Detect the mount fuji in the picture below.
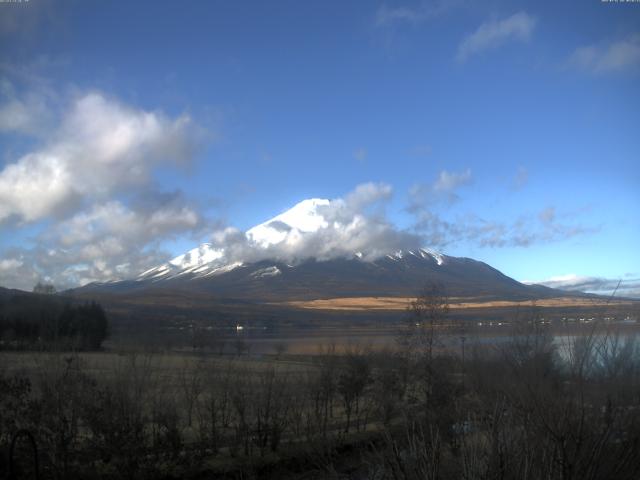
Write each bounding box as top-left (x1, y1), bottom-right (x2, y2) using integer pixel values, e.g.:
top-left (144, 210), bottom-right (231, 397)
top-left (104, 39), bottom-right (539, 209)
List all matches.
top-left (136, 198), bottom-right (336, 282)
top-left (73, 198), bottom-right (562, 304)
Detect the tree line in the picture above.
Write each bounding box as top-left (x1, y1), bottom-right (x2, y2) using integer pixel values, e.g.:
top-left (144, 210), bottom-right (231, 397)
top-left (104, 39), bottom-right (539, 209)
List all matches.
top-left (0, 289), bottom-right (109, 350)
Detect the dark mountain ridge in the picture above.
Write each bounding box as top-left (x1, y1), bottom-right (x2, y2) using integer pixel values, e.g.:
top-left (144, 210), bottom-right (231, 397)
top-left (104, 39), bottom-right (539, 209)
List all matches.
top-left (73, 249), bottom-right (570, 302)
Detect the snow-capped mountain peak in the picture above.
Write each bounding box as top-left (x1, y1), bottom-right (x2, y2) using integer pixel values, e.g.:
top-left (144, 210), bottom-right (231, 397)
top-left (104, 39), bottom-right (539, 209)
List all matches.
top-left (246, 198), bottom-right (330, 248)
top-left (137, 197), bottom-right (445, 282)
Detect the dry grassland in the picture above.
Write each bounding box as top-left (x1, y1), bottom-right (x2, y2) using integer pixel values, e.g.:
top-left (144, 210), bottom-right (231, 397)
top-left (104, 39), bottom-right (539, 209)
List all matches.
top-left (284, 296), bottom-right (635, 311)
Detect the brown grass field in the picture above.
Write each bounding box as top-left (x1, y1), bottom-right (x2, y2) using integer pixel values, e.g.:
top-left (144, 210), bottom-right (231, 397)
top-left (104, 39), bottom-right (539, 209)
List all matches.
top-left (284, 296), bottom-right (637, 311)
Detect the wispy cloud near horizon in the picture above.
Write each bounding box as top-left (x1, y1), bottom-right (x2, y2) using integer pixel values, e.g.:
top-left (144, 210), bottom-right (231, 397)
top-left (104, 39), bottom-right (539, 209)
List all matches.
top-left (523, 273), bottom-right (640, 299)
top-left (408, 169), bottom-right (599, 250)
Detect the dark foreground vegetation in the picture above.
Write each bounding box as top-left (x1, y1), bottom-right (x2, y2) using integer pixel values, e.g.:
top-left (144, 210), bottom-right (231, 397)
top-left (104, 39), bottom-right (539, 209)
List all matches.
top-left (2, 306), bottom-right (640, 479)
top-left (0, 288), bottom-right (109, 351)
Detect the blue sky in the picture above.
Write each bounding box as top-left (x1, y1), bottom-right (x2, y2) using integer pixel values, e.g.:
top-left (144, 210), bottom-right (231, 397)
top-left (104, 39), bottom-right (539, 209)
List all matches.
top-left (0, 0), bottom-right (638, 294)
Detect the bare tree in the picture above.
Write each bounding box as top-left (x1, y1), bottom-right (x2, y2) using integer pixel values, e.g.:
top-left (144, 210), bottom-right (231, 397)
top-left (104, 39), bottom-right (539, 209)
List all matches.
top-left (397, 282), bottom-right (452, 411)
top-left (337, 347), bottom-right (371, 433)
top-left (197, 360), bottom-right (235, 455)
top-left (179, 357), bottom-right (205, 428)
top-left (371, 350), bottom-right (406, 426)
top-left (401, 282), bottom-right (450, 362)
top-left (253, 366), bottom-right (291, 455)
top-left (367, 422), bottom-right (443, 480)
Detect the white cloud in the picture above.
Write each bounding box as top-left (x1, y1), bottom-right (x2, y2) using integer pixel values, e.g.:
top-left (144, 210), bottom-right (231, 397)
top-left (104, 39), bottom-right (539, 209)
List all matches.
top-left (523, 274), bottom-right (640, 299)
top-left (456, 12), bottom-right (536, 62)
top-left (0, 90), bottom-right (52, 135)
top-left (432, 168), bottom-right (472, 194)
top-left (343, 181), bottom-right (393, 213)
top-left (408, 169), bottom-right (597, 250)
top-left (2, 198), bottom-right (206, 289)
top-left (569, 33), bottom-right (640, 73)
top-left (375, 5), bottom-right (425, 27)
top-left (53, 201), bottom-right (200, 250)
top-left (210, 183), bottom-right (422, 265)
top-left (409, 168), bottom-right (473, 208)
top-left (0, 258), bottom-right (23, 271)
top-left (0, 91), bottom-right (199, 223)
top-left (0, 182), bottom-right (417, 289)
top-left (0, 86), bottom-right (211, 290)
top-left (374, 1), bottom-right (461, 27)
top-left (0, 153), bottom-right (73, 221)
top-left (409, 172), bottom-right (597, 250)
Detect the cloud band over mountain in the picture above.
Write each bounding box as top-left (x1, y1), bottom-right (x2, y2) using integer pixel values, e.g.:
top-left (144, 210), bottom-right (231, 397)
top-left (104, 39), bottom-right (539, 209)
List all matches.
top-left (0, 85), bottom-right (607, 291)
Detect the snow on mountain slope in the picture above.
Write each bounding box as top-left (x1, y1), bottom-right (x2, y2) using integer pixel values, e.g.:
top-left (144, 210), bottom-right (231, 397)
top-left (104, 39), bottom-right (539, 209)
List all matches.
top-left (420, 248), bottom-right (444, 265)
top-left (169, 244), bottom-right (224, 268)
top-left (137, 198), bottom-right (444, 282)
top-left (246, 198), bottom-right (330, 247)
